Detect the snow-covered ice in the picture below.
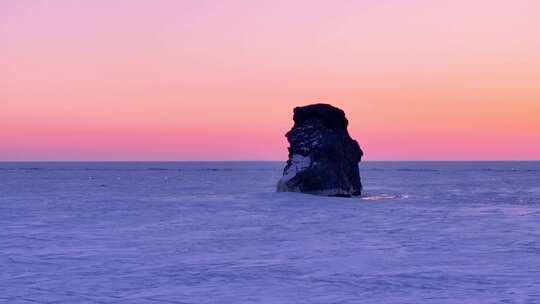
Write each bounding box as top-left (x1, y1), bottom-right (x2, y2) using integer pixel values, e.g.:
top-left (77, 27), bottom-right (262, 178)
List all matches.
top-left (1, 161), bottom-right (540, 303)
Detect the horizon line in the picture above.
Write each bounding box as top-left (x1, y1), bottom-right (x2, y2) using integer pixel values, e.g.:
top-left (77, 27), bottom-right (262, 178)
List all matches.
top-left (1, 160), bottom-right (539, 163)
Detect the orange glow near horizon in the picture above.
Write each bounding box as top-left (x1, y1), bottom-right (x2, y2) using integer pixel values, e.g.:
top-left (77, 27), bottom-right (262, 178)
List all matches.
top-left (1, 0), bottom-right (539, 161)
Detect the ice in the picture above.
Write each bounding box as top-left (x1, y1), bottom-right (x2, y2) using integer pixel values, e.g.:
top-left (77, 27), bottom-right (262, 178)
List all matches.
top-left (361, 194), bottom-right (408, 201)
top-left (1, 161), bottom-right (540, 303)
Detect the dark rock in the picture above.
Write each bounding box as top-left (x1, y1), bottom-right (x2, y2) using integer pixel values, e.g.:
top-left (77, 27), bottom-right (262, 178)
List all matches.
top-left (277, 103), bottom-right (363, 197)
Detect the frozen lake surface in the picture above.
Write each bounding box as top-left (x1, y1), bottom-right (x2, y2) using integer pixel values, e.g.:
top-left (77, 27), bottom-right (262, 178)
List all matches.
top-left (1, 161), bottom-right (540, 303)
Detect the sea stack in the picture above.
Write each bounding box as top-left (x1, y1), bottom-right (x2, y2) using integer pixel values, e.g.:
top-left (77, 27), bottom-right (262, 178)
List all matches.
top-left (277, 103), bottom-right (363, 197)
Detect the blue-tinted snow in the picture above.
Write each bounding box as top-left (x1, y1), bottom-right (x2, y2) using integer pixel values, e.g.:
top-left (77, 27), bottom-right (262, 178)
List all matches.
top-left (1, 161), bottom-right (540, 303)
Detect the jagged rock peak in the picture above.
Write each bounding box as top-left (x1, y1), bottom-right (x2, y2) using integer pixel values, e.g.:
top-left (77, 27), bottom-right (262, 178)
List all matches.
top-left (293, 103), bottom-right (348, 130)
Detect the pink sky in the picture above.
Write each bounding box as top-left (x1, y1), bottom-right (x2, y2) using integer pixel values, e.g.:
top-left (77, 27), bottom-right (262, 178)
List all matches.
top-left (1, 0), bottom-right (539, 160)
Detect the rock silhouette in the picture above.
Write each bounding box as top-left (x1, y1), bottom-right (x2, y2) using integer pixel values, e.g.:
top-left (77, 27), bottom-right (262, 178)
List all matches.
top-left (277, 103), bottom-right (363, 196)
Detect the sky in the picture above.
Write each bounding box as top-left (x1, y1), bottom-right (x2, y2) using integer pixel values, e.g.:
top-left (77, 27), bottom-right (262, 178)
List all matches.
top-left (1, 0), bottom-right (539, 161)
